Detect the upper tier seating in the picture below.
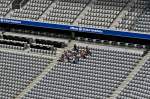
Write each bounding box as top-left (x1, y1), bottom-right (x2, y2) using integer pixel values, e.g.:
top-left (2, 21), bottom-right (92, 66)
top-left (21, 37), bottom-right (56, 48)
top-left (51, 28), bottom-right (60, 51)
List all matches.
top-left (132, 7), bottom-right (150, 33)
top-left (1, 0), bottom-right (150, 34)
top-left (77, 0), bottom-right (130, 29)
top-left (22, 44), bottom-right (143, 99)
top-left (0, 50), bottom-right (52, 99)
top-left (0, 0), bottom-right (12, 17)
top-left (117, 58), bottom-right (150, 99)
top-left (42, 0), bottom-right (89, 25)
top-left (116, 0), bottom-right (149, 32)
top-left (10, 0), bottom-right (53, 21)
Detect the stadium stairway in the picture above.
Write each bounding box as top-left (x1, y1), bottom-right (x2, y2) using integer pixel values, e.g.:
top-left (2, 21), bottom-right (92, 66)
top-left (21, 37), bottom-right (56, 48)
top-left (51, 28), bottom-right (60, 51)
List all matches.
top-left (14, 40), bottom-right (74, 99)
top-left (109, 51), bottom-right (150, 99)
top-left (110, 0), bottom-right (138, 29)
top-left (73, 0), bottom-right (95, 25)
top-left (38, 0), bottom-right (58, 22)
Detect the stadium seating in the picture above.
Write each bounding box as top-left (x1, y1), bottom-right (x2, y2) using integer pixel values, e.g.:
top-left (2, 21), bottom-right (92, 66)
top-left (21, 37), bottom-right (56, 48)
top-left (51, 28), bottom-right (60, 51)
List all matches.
top-left (116, 0), bottom-right (149, 32)
top-left (0, 0), bottom-right (12, 17)
top-left (0, 49), bottom-right (52, 99)
top-left (133, 7), bottom-right (150, 33)
top-left (21, 43), bottom-right (143, 99)
top-left (0, 0), bottom-right (150, 98)
top-left (42, 0), bottom-right (90, 25)
top-left (77, 0), bottom-right (130, 29)
top-left (10, 0), bottom-right (53, 20)
top-left (117, 58), bottom-right (150, 99)
top-left (1, 0), bottom-right (150, 33)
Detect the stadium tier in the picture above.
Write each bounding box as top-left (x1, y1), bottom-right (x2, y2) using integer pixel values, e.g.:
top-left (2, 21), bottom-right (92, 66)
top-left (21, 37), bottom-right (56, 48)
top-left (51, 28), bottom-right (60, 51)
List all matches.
top-left (21, 43), bottom-right (144, 99)
top-left (0, 0), bottom-right (150, 99)
top-left (0, 0), bottom-right (150, 39)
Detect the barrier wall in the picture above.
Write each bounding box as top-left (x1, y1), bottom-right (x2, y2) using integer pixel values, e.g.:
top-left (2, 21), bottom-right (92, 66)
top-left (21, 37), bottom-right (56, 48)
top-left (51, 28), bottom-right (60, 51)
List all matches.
top-left (0, 18), bottom-right (150, 40)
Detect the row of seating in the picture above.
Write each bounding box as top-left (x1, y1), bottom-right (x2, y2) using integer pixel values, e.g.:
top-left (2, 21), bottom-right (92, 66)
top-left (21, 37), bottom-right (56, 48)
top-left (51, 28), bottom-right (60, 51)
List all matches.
top-left (0, 39), bottom-right (27, 50)
top-left (3, 34), bottom-right (31, 43)
top-left (3, 32), bottom-right (68, 48)
top-left (10, 28), bottom-right (69, 39)
top-left (75, 37), bottom-right (146, 49)
top-left (35, 39), bottom-right (66, 48)
top-left (30, 43), bottom-right (57, 55)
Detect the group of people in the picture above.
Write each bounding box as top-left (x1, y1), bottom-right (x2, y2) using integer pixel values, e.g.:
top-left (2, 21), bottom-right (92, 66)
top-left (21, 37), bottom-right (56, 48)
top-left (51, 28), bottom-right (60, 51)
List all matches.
top-left (58, 44), bottom-right (91, 64)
